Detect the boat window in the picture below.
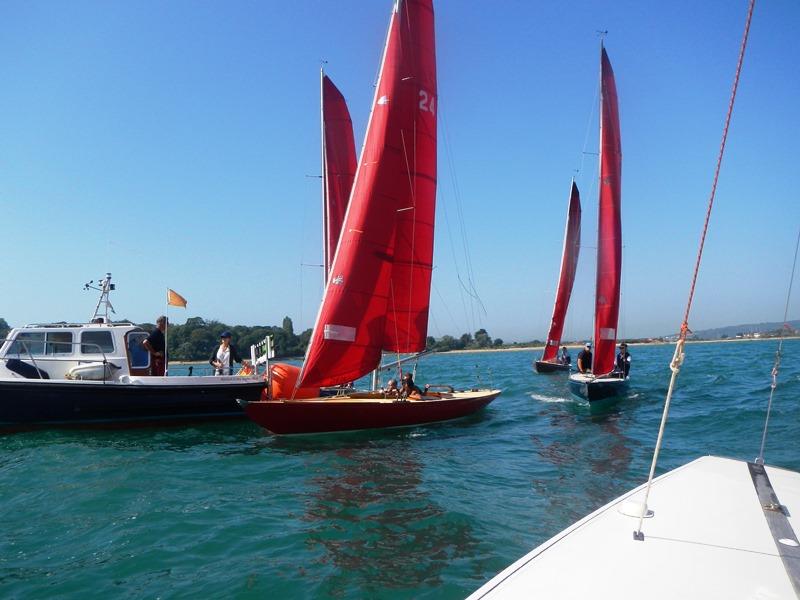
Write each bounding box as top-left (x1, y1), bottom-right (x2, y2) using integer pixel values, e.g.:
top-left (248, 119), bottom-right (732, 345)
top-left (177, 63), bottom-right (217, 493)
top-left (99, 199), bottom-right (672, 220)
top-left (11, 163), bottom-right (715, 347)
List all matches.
top-left (81, 331), bottom-right (114, 354)
top-left (45, 331), bottom-right (73, 355)
top-left (127, 332), bottom-right (150, 368)
top-left (9, 332), bottom-right (45, 356)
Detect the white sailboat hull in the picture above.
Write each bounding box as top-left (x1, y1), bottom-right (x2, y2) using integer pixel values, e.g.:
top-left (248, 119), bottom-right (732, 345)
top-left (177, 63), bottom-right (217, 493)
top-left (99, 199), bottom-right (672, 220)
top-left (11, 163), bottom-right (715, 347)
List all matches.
top-left (469, 455), bottom-right (800, 599)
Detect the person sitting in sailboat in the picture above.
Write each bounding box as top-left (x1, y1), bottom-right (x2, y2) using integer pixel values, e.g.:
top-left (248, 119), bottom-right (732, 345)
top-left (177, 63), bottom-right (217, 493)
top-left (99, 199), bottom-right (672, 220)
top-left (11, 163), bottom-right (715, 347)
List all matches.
top-left (559, 346), bottom-right (571, 365)
top-left (384, 378), bottom-right (399, 398)
top-left (577, 343), bottom-right (592, 374)
top-left (209, 331), bottom-right (246, 376)
top-left (401, 373), bottom-right (424, 400)
top-left (614, 342), bottom-right (631, 378)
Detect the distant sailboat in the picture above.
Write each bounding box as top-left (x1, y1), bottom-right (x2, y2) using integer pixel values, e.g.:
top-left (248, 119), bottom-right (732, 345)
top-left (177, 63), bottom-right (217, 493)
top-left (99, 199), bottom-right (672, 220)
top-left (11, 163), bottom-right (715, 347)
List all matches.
top-left (321, 71), bottom-right (357, 277)
top-left (534, 181), bottom-right (581, 374)
top-left (568, 45), bottom-right (628, 402)
top-left (241, 0), bottom-right (501, 435)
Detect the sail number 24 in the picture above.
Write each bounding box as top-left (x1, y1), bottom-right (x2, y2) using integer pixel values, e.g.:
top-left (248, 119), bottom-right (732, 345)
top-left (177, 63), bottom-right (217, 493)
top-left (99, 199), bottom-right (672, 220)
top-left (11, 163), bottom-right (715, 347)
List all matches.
top-left (419, 90), bottom-right (435, 115)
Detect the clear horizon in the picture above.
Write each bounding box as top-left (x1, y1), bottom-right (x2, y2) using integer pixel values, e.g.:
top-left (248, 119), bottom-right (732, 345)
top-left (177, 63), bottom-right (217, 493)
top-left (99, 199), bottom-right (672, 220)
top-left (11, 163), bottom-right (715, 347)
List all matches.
top-left (1, 0), bottom-right (798, 343)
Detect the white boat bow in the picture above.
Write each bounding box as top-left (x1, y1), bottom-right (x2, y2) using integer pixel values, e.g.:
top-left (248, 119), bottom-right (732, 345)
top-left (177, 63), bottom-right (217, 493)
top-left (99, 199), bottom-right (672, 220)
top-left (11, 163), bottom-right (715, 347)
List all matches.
top-left (469, 455), bottom-right (800, 599)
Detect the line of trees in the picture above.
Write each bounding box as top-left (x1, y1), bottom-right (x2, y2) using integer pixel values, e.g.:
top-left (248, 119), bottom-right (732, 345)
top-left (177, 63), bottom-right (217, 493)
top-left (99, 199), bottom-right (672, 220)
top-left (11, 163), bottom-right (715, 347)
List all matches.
top-left (425, 328), bottom-right (505, 352)
top-left (155, 316), bottom-right (312, 361)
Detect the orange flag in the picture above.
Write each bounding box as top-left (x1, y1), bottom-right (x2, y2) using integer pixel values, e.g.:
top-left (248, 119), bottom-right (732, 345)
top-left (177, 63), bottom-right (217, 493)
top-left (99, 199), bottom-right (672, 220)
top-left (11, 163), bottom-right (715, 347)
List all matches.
top-left (167, 288), bottom-right (188, 308)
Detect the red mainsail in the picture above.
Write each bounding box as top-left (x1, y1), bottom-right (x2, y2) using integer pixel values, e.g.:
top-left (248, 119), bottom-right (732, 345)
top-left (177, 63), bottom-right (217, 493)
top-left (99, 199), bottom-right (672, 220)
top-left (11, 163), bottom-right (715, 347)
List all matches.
top-left (321, 73), bottom-right (357, 277)
top-left (300, 0), bottom-right (437, 388)
top-left (542, 181), bottom-right (581, 362)
top-left (593, 46), bottom-right (623, 376)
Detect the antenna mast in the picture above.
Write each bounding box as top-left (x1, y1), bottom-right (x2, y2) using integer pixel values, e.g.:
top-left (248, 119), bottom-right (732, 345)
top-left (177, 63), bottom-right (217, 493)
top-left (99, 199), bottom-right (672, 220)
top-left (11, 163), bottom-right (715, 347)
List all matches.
top-left (85, 273), bottom-right (116, 323)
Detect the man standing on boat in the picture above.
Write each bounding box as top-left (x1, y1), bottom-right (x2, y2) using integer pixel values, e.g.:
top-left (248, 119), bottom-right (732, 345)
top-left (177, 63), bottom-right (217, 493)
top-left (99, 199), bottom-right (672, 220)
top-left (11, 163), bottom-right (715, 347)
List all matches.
top-left (577, 342), bottom-right (592, 374)
top-left (614, 342), bottom-right (631, 378)
top-left (143, 315), bottom-right (167, 376)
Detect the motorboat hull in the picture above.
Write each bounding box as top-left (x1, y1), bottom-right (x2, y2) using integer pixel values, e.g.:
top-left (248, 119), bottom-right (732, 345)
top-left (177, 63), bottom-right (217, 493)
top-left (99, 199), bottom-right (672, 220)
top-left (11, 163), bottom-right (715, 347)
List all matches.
top-left (568, 373), bottom-right (629, 402)
top-left (533, 360), bottom-right (570, 374)
top-left (241, 389), bottom-right (501, 435)
top-left (0, 378), bottom-right (265, 429)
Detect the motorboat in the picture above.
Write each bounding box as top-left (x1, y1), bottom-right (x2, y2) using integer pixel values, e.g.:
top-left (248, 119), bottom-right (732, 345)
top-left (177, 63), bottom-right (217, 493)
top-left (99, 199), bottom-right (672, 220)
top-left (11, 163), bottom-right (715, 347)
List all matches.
top-left (0, 274), bottom-right (268, 429)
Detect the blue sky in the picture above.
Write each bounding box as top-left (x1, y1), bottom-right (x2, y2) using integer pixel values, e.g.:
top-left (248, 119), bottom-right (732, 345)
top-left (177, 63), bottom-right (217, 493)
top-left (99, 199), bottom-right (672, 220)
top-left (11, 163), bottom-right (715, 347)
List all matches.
top-left (1, 0), bottom-right (798, 342)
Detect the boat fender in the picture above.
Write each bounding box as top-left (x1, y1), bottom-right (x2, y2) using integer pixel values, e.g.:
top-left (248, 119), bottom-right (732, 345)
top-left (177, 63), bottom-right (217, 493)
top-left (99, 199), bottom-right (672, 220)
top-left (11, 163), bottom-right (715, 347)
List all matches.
top-left (65, 361), bottom-right (122, 381)
top-left (268, 363), bottom-right (320, 400)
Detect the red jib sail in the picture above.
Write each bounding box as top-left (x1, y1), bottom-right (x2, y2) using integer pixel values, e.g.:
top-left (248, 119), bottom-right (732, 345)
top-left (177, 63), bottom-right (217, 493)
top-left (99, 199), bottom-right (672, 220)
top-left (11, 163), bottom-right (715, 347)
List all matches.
top-left (542, 181), bottom-right (581, 362)
top-left (300, 0), bottom-right (437, 388)
top-left (321, 73), bottom-right (357, 277)
top-left (593, 46), bottom-right (622, 376)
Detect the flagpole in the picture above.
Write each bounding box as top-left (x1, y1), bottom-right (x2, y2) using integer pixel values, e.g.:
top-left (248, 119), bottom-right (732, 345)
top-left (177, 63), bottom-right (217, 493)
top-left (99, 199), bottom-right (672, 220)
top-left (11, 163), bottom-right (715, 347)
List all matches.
top-left (164, 288), bottom-right (169, 376)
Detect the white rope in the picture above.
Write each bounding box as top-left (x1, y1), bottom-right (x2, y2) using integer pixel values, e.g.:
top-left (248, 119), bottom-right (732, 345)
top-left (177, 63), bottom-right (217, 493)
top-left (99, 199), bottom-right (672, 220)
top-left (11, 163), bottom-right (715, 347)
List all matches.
top-left (633, 0), bottom-right (755, 541)
top-left (634, 337), bottom-right (684, 537)
top-left (756, 225), bottom-right (800, 464)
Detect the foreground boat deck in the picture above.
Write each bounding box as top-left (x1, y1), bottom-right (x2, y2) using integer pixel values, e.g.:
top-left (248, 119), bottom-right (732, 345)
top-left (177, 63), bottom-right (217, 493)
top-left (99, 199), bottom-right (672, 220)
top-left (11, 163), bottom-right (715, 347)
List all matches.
top-left (469, 456), bottom-right (800, 599)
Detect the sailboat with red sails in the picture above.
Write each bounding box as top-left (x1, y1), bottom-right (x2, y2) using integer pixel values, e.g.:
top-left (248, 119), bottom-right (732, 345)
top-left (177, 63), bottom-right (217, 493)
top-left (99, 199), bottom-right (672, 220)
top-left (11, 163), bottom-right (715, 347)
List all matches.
top-left (534, 181), bottom-right (581, 373)
top-left (241, 0), bottom-right (501, 434)
top-left (568, 44), bottom-right (628, 402)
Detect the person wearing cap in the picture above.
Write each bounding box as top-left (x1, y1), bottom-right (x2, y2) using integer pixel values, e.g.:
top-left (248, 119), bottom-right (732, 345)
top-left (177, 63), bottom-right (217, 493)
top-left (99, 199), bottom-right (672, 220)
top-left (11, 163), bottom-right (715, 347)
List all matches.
top-left (614, 342), bottom-right (631, 378)
top-left (577, 342), bottom-right (593, 374)
top-left (209, 331), bottom-right (244, 375)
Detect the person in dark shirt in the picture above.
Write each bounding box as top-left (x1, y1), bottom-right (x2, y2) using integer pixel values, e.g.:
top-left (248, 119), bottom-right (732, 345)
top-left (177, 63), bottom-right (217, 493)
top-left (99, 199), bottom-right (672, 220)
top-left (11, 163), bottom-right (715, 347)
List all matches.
top-left (614, 342), bottom-right (631, 378)
top-left (142, 315), bottom-right (167, 376)
top-left (559, 346), bottom-right (571, 365)
top-left (577, 342), bottom-right (592, 374)
top-left (401, 372), bottom-right (424, 400)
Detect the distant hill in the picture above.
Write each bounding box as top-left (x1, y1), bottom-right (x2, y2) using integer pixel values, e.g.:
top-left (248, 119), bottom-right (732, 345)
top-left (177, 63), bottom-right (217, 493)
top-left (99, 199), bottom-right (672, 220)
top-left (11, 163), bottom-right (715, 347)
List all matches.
top-left (687, 320), bottom-right (800, 340)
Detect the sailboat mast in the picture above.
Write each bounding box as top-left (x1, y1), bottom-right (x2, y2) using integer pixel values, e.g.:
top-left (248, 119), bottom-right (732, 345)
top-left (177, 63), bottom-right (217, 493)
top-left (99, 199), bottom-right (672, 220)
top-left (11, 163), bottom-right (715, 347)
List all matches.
top-left (320, 67), bottom-right (330, 282)
top-left (591, 39), bottom-right (603, 365)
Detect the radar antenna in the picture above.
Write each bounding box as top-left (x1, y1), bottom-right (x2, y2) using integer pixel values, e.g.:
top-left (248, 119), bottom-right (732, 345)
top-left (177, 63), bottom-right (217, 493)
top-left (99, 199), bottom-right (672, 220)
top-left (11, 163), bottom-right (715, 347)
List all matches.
top-left (84, 273), bottom-right (116, 323)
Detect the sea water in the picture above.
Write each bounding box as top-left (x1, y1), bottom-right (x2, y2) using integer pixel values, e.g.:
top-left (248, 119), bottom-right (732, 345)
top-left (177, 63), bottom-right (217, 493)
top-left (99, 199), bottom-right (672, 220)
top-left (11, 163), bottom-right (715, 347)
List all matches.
top-left (1, 339), bottom-right (798, 598)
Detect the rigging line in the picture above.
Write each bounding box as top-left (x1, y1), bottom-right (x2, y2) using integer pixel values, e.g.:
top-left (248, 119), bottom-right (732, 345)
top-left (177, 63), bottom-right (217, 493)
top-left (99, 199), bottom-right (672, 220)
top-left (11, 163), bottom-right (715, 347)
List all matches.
top-left (431, 280), bottom-right (461, 337)
top-left (388, 279), bottom-right (403, 382)
top-left (399, 126), bottom-right (418, 351)
top-left (634, 0), bottom-right (756, 541)
top-left (577, 76), bottom-right (601, 187)
top-left (439, 108), bottom-right (477, 330)
top-left (440, 108), bottom-right (487, 328)
top-left (756, 225), bottom-right (800, 465)
top-left (440, 185), bottom-right (472, 331)
top-left (441, 134), bottom-right (486, 332)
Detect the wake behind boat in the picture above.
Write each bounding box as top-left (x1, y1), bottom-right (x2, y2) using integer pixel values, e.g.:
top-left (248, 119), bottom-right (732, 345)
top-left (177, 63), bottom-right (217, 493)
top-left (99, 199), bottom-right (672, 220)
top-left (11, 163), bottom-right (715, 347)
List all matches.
top-left (0, 274), bottom-right (267, 430)
top-left (241, 0), bottom-right (500, 435)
